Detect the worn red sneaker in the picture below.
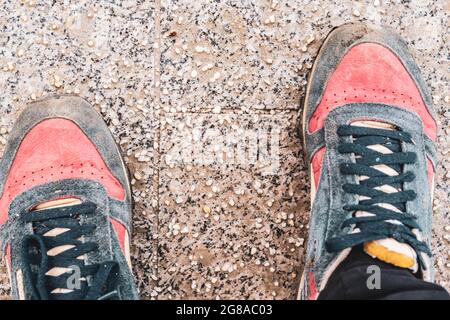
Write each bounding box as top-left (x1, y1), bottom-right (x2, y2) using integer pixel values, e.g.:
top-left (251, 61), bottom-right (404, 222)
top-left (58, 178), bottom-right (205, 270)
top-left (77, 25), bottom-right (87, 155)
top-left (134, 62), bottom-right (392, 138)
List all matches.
top-left (0, 95), bottom-right (138, 299)
top-left (299, 24), bottom-right (437, 299)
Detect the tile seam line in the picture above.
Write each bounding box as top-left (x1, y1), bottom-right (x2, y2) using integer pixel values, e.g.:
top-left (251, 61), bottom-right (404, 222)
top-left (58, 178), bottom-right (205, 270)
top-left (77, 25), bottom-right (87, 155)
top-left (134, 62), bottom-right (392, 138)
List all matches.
top-left (159, 108), bottom-right (301, 115)
top-left (153, 0), bottom-right (162, 300)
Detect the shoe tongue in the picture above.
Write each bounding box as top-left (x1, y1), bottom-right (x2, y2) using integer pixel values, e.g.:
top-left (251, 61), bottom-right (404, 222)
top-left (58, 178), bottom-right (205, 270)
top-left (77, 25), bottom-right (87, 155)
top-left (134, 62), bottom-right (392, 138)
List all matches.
top-left (351, 120), bottom-right (418, 272)
top-left (32, 197), bottom-right (84, 282)
top-left (32, 198), bottom-right (82, 211)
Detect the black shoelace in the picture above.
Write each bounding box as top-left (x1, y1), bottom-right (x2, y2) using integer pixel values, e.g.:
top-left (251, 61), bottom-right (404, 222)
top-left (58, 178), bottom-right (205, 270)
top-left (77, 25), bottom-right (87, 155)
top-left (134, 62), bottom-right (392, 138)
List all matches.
top-left (21, 202), bottom-right (120, 300)
top-left (326, 125), bottom-right (431, 269)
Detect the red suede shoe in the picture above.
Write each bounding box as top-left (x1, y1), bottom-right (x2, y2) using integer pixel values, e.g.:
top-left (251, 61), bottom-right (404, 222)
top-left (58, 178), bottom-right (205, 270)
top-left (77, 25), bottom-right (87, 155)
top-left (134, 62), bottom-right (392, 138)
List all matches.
top-left (0, 95), bottom-right (138, 299)
top-left (299, 24), bottom-right (437, 299)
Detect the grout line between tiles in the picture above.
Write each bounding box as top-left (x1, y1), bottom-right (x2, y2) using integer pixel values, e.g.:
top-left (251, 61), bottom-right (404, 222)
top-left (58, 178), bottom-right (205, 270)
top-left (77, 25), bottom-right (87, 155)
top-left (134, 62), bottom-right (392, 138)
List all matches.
top-left (152, 0), bottom-right (162, 299)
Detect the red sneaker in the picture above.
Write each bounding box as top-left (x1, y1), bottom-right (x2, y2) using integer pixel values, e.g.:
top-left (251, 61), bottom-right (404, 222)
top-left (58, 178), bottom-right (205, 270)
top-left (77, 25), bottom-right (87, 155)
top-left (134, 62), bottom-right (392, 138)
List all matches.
top-left (0, 95), bottom-right (138, 299)
top-left (299, 24), bottom-right (437, 299)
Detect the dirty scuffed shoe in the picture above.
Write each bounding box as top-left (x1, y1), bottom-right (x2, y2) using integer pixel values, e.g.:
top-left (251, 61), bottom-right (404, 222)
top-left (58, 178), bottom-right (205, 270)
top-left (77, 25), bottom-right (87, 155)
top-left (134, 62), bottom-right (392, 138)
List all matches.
top-left (0, 95), bottom-right (138, 300)
top-left (299, 24), bottom-right (437, 299)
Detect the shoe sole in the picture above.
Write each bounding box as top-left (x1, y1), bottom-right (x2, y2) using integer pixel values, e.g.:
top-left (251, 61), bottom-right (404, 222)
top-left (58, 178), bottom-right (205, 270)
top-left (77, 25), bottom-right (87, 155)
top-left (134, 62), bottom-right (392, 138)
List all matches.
top-left (296, 25), bottom-right (340, 300)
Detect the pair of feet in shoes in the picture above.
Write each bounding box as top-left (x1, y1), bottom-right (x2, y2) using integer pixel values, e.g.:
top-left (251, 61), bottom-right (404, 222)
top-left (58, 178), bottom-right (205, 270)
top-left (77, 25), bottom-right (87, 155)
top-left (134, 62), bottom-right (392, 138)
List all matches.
top-left (0, 24), bottom-right (437, 300)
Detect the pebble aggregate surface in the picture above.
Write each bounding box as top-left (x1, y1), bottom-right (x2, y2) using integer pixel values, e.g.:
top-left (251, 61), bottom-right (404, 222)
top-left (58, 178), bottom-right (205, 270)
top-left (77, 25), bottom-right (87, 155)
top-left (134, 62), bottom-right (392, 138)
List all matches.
top-left (0, 0), bottom-right (448, 299)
